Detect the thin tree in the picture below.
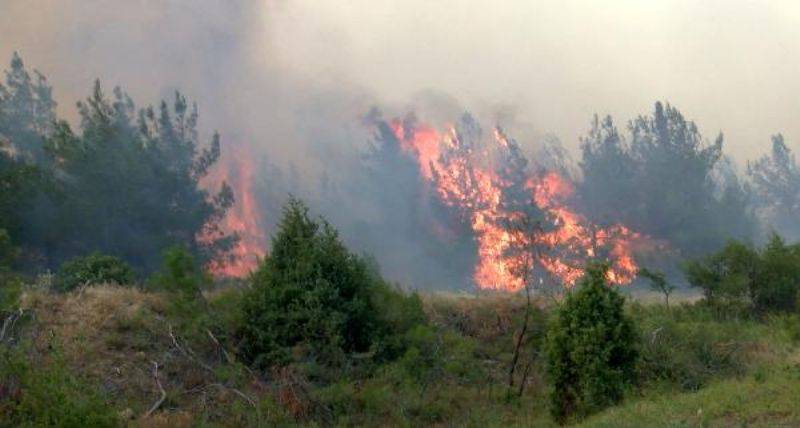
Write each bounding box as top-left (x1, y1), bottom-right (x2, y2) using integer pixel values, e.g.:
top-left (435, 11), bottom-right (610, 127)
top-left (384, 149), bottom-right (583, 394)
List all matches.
top-left (504, 212), bottom-right (548, 400)
top-left (638, 267), bottom-right (675, 308)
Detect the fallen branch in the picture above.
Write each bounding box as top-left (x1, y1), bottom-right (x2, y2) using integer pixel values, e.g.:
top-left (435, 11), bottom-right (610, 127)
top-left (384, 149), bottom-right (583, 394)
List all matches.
top-left (206, 329), bottom-right (234, 365)
top-left (0, 308), bottom-right (23, 342)
top-left (650, 326), bottom-right (664, 344)
top-left (143, 361), bottom-right (166, 419)
top-left (168, 324), bottom-right (264, 411)
top-left (208, 383), bottom-right (256, 408)
top-left (168, 324), bottom-right (185, 355)
top-left (205, 328), bottom-right (263, 385)
top-left (168, 324), bottom-right (213, 373)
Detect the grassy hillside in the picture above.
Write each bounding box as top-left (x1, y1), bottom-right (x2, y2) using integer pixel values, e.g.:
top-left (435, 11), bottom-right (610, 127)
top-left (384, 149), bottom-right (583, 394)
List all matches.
top-left (580, 363), bottom-right (800, 428)
top-left (1, 284), bottom-right (799, 427)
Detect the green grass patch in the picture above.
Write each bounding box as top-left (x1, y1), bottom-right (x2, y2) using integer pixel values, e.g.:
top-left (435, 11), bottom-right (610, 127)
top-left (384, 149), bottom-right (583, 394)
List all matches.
top-left (580, 359), bottom-right (800, 428)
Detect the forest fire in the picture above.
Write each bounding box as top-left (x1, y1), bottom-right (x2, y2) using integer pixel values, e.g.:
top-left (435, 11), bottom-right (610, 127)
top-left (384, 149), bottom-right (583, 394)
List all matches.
top-left (388, 118), bottom-right (641, 291)
top-left (203, 118), bottom-right (641, 287)
top-left (203, 146), bottom-right (267, 277)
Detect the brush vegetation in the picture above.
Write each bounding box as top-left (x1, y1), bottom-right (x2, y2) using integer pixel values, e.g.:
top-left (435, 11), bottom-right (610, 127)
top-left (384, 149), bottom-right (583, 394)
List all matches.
top-left (1, 200), bottom-right (800, 427)
top-left (2, 53), bottom-right (800, 427)
top-left (1, 280), bottom-right (799, 426)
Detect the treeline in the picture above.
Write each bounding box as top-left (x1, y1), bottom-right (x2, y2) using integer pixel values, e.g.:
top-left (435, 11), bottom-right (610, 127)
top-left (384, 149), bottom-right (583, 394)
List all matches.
top-left (0, 53), bottom-right (234, 274)
top-left (4, 50), bottom-right (800, 285)
top-left (343, 104), bottom-right (800, 289)
top-left (578, 102), bottom-right (800, 257)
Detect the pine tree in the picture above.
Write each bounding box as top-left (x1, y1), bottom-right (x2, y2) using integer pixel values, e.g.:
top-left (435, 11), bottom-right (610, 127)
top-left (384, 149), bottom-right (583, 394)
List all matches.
top-left (748, 134), bottom-right (800, 240)
top-left (240, 198), bottom-right (424, 371)
top-left (0, 52), bottom-right (56, 161)
top-left (43, 81), bottom-right (234, 271)
top-left (546, 263), bottom-right (638, 423)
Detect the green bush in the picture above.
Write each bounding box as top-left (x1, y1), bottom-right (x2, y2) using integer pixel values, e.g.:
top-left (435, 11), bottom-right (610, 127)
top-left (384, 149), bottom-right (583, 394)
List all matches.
top-left (368, 276), bottom-right (427, 360)
top-left (0, 229), bottom-right (22, 309)
top-left (0, 229), bottom-right (15, 269)
top-left (634, 304), bottom-right (749, 391)
top-left (148, 246), bottom-right (209, 298)
top-left (239, 198), bottom-right (426, 372)
top-left (545, 263), bottom-right (638, 423)
top-left (684, 234), bottom-right (800, 314)
top-left (0, 344), bottom-right (118, 427)
top-left (55, 252), bottom-right (135, 292)
top-left (147, 246), bottom-right (213, 331)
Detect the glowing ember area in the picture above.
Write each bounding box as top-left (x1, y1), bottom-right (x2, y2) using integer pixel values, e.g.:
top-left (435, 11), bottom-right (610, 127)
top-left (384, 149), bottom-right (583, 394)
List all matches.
top-left (388, 118), bottom-right (642, 291)
top-left (389, 120), bottom-right (441, 179)
top-left (203, 146), bottom-right (267, 277)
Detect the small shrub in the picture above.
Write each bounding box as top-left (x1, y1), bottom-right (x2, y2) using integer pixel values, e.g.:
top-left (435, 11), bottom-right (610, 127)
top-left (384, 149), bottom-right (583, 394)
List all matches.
top-left (0, 344), bottom-right (119, 427)
top-left (369, 279), bottom-right (427, 361)
top-left (684, 234), bottom-right (800, 314)
top-left (55, 252), bottom-right (135, 292)
top-left (0, 229), bottom-right (22, 309)
top-left (0, 229), bottom-right (15, 270)
top-left (397, 325), bottom-right (481, 386)
top-left (148, 246), bottom-right (209, 298)
top-left (240, 198), bottom-right (426, 372)
top-left (767, 313), bottom-right (800, 344)
top-left (0, 277), bottom-right (22, 311)
top-left (636, 313), bottom-right (747, 391)
top-left (148, 246), bottom-right (212, 329)
top-left (545, 263), bottom-right (638, 423)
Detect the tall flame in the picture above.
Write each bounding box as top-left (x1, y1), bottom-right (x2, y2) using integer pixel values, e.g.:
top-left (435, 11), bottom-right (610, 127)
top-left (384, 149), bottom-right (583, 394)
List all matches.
top-left (388, 118), bottom-right (642, 291)
top-left (203, 145), bottom-right (267, 277)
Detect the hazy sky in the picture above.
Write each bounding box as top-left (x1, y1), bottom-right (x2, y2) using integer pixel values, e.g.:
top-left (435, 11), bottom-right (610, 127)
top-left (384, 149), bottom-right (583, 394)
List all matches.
top-left (2, 0), bottom-right (799, 162)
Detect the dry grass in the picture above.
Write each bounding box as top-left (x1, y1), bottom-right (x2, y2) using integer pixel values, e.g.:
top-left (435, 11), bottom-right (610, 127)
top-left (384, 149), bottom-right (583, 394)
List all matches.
top-left (16, 285), bottom-right (258, 425)
top-left (9, 284), bottom-right (797, 427)
top-left (421, 291), bottom-right (548, 341)
top-left (19, 285), bottom-right (168, 420)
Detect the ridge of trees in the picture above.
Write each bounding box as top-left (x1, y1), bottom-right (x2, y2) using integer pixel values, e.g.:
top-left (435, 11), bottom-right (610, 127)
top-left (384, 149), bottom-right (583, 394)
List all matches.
top-left (0, 53), bottom-right (234, 273)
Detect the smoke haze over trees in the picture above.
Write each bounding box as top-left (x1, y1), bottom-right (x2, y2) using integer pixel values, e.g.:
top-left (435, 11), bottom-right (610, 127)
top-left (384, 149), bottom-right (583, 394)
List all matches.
top-left (578, 102), bottom-right (754, 257)
top-left (2, 50), bottom-right (800, 287)
top-left (2, 1), bottom-right (800, 287)
top-left (0, 55), bottom-right (234, 273)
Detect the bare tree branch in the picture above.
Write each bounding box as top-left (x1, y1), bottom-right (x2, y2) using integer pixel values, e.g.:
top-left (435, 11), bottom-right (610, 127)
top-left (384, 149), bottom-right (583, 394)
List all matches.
top-left (143, 361), bottom-right (166, 419)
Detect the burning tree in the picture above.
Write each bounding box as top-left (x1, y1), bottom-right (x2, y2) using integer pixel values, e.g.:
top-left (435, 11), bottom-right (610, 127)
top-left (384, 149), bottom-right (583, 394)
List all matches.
top-left (202, 145), bottom-right (268, 277)
top-left (385, 113), bottom-right (642, 292)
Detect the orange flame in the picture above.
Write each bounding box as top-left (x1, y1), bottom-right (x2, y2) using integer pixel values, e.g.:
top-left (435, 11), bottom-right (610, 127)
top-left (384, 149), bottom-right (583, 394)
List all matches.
top-left (202, 145), bottom-right (267, 277)
top-left (389, 119), bottom-right (642, 291)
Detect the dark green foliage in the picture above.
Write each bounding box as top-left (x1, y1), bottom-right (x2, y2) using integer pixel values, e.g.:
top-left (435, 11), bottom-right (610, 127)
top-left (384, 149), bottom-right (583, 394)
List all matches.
top-left (0, 130), bottom-right (45, 249)
top-left (0, 52), bottom-right (56, 162)
top-left (369, 278), bottom-right (428, 360)
top-left (633, 303), bottom-right (749, 391)
top-left (0, 345), bottom-right (118, 427)
top-left (149, 246), bottom-right (209, 298)
top-left (0, 229), bottom-right (15, 272)
top-left (147, 246), bottom-right (213, 331)
top-left (546, 263), bottom-right (638, 423)
top-left (42, 82), bottom-right (234, 271)
top-left (55, 252), bottom-right (135, 292)
top-left (578, 103), bottom-right (754, 256)
top-left (684, 234), bottom-right (800, 313)
top-left (0, 229), bottom-right (22, 310)
top-left (0, 152), bottom-right (33, 236)
top-left (0, 54), bottom-right (61, 266)
top-left (748, 134), bottom-right (800, 241)
top-left (578, 115), bottom-right (636, 228)
top-left (240, 198), bottom-right (426, 371)
top-left (0, 54), bottom-right (235, 273)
